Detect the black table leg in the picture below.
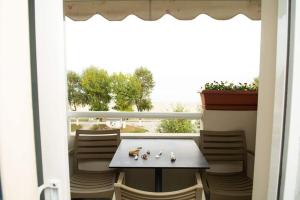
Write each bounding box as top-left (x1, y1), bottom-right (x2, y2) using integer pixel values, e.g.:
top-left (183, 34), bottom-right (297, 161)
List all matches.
top-left (155, 168), bottom-right (162, 192)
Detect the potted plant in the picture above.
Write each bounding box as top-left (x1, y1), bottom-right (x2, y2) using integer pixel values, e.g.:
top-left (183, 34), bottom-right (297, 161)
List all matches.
top-left (199, 80), bottom-right (258, 110)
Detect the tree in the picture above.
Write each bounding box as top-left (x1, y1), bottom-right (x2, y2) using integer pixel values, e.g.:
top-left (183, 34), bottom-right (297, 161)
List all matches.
top-left (111, 73), bottom-right (141, 111)
top-left (133, 67), bottom-right (155, 111)
top-left (157, 105), bottom-right (196, 133)
top-left (81, 66), bottom-right (111, 111)
top-left (67, 71), bottom-right (87, 111)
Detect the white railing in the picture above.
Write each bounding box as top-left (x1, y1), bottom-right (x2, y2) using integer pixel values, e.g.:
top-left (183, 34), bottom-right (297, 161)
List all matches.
top-left (67, 111), bottom-right (202, 119)
top-left (67, 111), bottom-right (203, 133)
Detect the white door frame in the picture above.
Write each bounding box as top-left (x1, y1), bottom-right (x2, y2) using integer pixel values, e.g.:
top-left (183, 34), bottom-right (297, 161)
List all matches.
top-left (31, 0), bottom-right (300, 198)
top-left (34, 0), bottom-right (71, 199)
top-left (278, 0), bottom-right (300, 198)
top-left (252, 0), bottom-right (288, 197)
top-left (252, 0), bottom-right (299, 199)
top-left (1, 0), bottom-right (71, 199)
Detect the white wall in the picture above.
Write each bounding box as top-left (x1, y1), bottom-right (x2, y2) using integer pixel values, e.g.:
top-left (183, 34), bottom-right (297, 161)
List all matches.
top-left (0, 1), bottom-right (39, 200)
top-left (253, 0), bottom-right (289, 199)
top-left (252, 0), bottom-right (277, 195)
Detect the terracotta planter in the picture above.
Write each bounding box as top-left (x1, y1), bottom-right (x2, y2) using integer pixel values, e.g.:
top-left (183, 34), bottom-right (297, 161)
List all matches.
top-left (200, 90), bottom-right (258, 110)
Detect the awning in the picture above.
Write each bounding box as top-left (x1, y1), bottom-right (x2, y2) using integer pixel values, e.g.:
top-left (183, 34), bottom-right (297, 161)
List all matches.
top-left (64, 0), bottom-right (261, 21)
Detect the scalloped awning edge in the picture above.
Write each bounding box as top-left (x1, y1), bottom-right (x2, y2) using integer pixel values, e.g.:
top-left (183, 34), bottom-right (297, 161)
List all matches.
top-left (64, 0), bottom-right (261, 21)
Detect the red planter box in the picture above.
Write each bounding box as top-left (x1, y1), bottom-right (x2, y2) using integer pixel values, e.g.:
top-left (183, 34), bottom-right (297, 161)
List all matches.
top-left (200, 90), bottom-right (258, 110)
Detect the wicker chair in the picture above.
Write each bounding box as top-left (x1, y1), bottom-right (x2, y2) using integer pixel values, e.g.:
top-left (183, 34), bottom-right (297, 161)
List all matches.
top-left (200, 130), bottom-right (253, 200)
top-left (70, 129), bottom-right (120, 199)
top-left (113, 172), bottom-right (203, 200)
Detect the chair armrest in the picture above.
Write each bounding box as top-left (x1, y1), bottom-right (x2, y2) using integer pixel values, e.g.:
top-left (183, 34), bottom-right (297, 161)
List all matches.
top-left (117, 172), bottom-right (125, 184)
top-left (114, 172), bottom-right (125, 200)
top-left (69, 149), bottom-right (74, 156)
top-left (247, 150), bottom-right (255, 156)
top-left (200, 171), bottom-right (210, 199)
top-left (195, 172), bottom-right (203, 187)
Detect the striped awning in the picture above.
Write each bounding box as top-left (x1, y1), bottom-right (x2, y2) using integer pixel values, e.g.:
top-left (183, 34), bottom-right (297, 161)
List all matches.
top-left (64, 0), bottom-right (261, 21)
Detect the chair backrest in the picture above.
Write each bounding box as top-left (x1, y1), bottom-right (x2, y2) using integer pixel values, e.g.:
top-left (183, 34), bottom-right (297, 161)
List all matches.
top-left (73, 129), bottom-right (120, 172)
top-left (114, 172), bottom-right (203, 200)
top-left (200, 130), bottom-right (247, 173)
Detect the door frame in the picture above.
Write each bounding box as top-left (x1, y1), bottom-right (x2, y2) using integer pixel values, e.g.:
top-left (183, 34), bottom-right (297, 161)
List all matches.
top-left (33, 0), bottom-right (71, 199)
top-left (1, 0), bottom-right (299, 199)
top-left (278, 0), bottom-right (300, 198)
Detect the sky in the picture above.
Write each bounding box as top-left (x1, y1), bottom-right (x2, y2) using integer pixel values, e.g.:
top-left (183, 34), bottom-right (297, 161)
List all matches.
top-left (65, 14), bottom-right (261, 104)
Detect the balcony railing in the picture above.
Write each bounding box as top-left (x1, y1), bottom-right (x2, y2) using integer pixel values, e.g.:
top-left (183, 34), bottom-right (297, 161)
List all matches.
top-left (67, 111), bottom-right (203, 133)
top-left (68, 111), bottom-right (202, 119)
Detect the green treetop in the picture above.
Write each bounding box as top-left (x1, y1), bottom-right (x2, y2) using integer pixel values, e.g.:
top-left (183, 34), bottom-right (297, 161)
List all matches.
top-left (81, 66), bottom-right (112, 111)
top-left (67, 71), bottom-right (87, 111)
top-left (111, 72), bottom-right (141, 111)
top-left (133, 67), bottom-right (155, 111)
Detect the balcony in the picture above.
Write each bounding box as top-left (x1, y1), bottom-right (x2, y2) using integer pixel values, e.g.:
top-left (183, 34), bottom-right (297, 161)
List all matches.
top-left (67, 110), bottom-right (256, 197)
top-left (1, 0), bottom-right (299, 198)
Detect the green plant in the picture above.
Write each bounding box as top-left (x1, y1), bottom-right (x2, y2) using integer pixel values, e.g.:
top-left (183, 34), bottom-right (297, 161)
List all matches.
top-left (90, 124), bottom-right (148, 133)
top-left (253, 77), bottom-right (259, 88)
top-left (157, 105), bottom-right (196, 133)
top-left (90, 124), bottom-right (110, 130)
top-left (71, 124), bottom-right (82, 132)
top-left (121, 125), bottom-right (148, 133)
top-left (203, 80), bottom-right (258, 91)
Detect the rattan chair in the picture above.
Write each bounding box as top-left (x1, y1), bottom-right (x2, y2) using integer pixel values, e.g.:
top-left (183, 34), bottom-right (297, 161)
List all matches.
top-left (113, 172), bottom-right (203, 200)
top-left (70, 129), bottom-right (120, 199)
top-left (200, 130), bottom-right (253, 200)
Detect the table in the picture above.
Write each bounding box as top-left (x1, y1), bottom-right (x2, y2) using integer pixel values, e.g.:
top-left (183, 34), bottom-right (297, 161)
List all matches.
top-left (109, 139), bottom-right (209, 192)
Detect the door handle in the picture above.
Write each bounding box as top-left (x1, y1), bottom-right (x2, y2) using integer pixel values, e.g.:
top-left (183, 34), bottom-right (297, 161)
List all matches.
top-left (38, 179), bottom-right (61, 200)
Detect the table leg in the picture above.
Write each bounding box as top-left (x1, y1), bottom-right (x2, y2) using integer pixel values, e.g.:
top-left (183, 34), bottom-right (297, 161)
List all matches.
top-left (155, 168), bottom-right (162, 192)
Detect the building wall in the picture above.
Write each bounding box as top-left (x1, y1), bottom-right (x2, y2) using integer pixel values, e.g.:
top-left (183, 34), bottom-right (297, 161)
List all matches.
top-left (0, 1), bottom-right (39, 200)
top-left (253, 0), bottom-right (289, 199)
